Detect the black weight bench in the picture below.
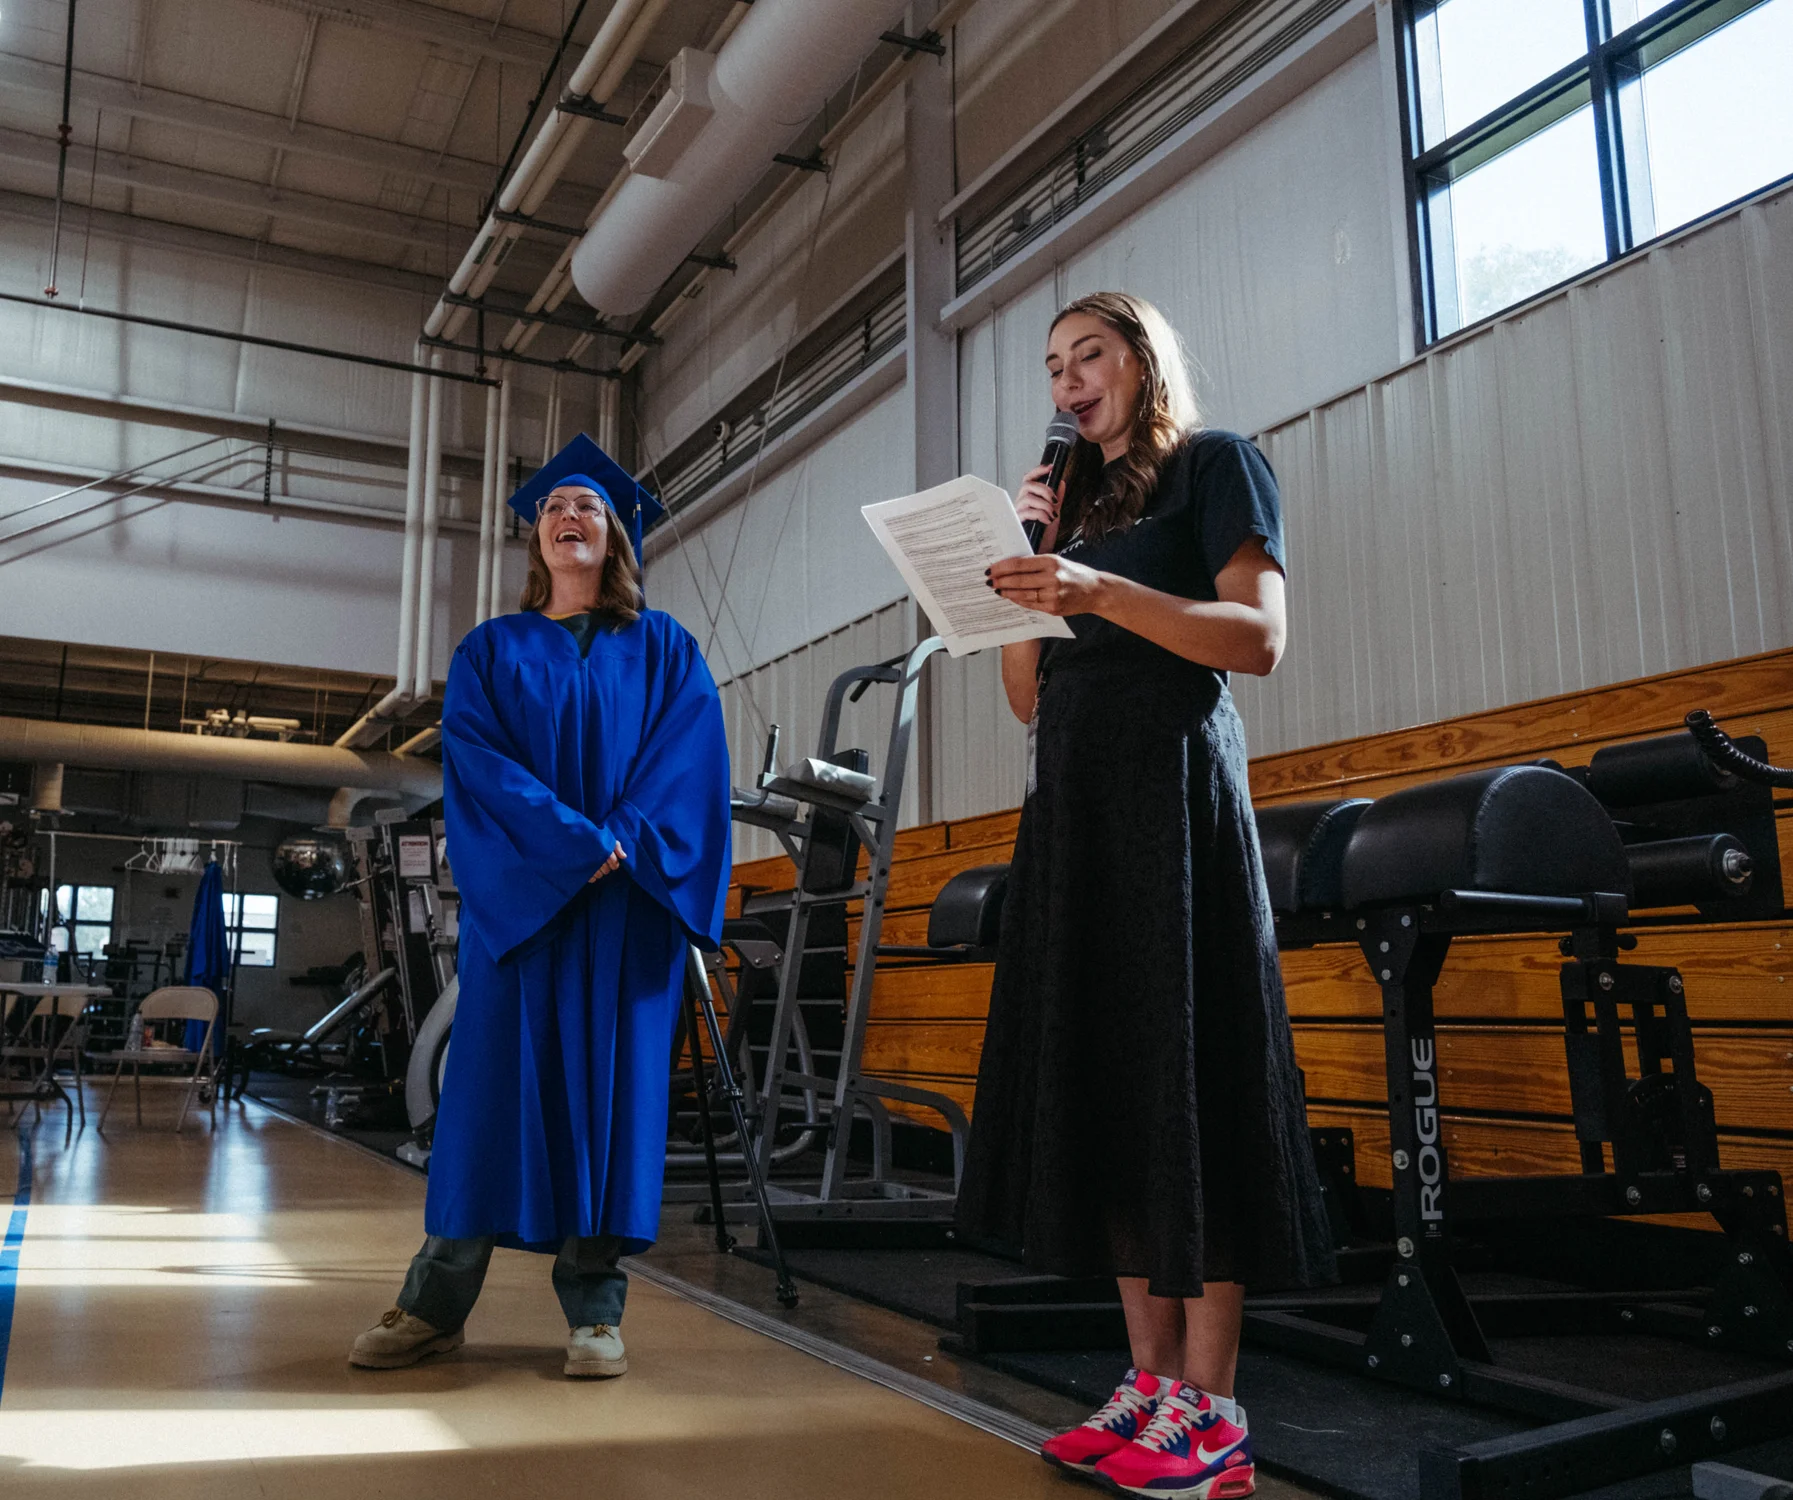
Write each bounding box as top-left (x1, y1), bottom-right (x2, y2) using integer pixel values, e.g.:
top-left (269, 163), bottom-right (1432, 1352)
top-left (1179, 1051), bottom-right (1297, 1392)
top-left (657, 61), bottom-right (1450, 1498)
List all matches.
top-left (1251, 732), bottom-right (1793, 1499)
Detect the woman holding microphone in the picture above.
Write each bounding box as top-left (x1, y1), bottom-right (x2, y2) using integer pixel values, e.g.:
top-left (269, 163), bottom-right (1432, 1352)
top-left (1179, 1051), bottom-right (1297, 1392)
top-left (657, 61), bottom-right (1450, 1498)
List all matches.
top-left (958, 293), bottom-right (1333, 1499)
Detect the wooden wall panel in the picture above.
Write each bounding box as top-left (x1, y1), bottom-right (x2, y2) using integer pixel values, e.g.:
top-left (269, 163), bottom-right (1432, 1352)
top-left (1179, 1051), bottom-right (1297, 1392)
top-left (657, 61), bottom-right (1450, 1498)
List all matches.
top-left (1293, 1024), bottom-right (1793, 1128)
top-left (1283, 922), bottom-right (1793, 1023)
top-left (1306, 1103), bottom-right (1793, 1194)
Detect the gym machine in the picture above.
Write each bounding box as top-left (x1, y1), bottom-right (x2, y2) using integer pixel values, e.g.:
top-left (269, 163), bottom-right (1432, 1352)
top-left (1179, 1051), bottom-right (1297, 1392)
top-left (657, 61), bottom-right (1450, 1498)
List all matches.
top-left (686, 637), bottom-right (1011, 1236)
top-left (304, 813), bottom-right (459, 1142)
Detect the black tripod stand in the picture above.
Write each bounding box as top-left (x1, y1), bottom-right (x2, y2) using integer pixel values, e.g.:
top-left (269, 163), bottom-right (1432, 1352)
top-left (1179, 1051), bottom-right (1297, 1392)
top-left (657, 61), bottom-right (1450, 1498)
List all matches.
top-left (680, 946), bottom-right (798, 1307)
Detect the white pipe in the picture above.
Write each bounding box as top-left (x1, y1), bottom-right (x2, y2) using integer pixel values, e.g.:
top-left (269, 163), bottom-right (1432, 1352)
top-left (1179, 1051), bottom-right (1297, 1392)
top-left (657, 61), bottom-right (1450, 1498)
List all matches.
top-left (393, 355), bottom-right (428, 697)
top-left (413, 349), bottom-right (445, 697)
top-left (570, 0), bottom-right (910, 318)
top-left (476, 377), bottom-right (500, 625)
top-left (334, 356), bottom-right (430, 749)
top-left (490, 376), bottom-right (512, 620)
top-left (494, 0), bottom-right (747, 357)
top-left (597, 376), bottom-right (620, 451)
top-left (0, 717), bottom-right (441, 796)
top-left (427, 0), bottom-right (661, 342)
top-left (543, 371), bottom-right (563, 463)
top-left (397, 725), bottom-right (442, 756)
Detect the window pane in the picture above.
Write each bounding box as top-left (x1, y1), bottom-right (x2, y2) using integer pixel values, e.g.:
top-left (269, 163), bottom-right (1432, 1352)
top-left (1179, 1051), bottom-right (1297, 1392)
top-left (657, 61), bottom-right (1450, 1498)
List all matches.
top-left (240, 894), bottom-right (280, 929)
top-left (1440, 104), bottom-right (1608, 329)
top-left (75, 887), bottom-right (113, 921)
top-left (1628, 0), bottom-right (1793, 236)
top-left (1419, 0), bottom-right (1590, 147)
top-left (235, 932), bottom-right (276, 968)
top-left (55, 885), bottom-right (72, 923)
top-left (74, 924), bottom-right (110, 954)
top-left (48, 928), bottom-right (68, 954)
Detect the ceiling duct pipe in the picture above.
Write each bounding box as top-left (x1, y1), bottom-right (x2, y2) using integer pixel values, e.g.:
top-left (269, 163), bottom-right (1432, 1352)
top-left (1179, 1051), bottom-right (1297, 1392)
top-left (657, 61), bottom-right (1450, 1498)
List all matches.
top-left (493, 3), bottom-right (750, 361)
top-left (0, 717), bottom-right (440, 798)
top-left (421, 0), bottom-right (670, 345)
top-left (30, 761), bottom-right (64, 814)
top-left (569, 0), bottom-right (911, 318)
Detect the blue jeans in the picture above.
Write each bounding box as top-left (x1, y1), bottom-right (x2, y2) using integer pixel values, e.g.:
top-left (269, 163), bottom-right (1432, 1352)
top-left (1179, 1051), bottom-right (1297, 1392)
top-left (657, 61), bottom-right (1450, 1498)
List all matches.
top-left (397, 1234), bottom-right (628, 1332)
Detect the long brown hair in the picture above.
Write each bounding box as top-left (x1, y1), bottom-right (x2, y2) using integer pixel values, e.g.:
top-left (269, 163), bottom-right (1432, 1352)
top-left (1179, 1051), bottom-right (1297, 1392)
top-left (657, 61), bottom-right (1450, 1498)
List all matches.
top-left (518, 502), bottom-right (644, 625)
top-left (1049, 292), bottom-right (1200, 547)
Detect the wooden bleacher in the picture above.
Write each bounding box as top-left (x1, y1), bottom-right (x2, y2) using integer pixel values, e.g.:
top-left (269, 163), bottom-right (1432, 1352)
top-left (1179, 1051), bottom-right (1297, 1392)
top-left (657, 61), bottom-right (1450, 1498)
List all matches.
top-left (724, 647), bottom-right (1793, 1198)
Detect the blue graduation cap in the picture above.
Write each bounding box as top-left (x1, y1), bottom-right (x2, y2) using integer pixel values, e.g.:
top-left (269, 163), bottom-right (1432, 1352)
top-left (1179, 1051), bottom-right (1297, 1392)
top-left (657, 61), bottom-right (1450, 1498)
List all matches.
top-left (507, 432), bottom-right (664, 558)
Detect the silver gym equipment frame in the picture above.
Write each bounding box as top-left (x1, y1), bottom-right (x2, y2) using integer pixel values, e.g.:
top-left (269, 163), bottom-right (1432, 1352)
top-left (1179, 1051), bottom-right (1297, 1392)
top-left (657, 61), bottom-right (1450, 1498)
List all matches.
top-left (742, 636), bottom-right (970, 1225)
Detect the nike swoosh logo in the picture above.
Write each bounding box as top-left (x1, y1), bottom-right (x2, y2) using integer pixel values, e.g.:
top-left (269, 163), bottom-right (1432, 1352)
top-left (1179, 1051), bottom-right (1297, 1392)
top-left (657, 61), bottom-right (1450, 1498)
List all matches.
top-left (1195, 1442), bottom-right (1240, 1465)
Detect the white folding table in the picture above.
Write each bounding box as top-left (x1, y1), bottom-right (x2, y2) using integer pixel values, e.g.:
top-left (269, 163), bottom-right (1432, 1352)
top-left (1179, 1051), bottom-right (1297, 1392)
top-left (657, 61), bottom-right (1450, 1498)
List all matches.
top-left (1, 981), bottom-right (115, 1129)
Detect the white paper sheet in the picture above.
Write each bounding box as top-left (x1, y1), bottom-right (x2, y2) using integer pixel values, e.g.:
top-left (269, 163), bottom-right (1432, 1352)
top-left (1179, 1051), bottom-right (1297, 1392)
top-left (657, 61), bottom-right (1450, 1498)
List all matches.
top-left (862, 476), bottom-right (1075, 658)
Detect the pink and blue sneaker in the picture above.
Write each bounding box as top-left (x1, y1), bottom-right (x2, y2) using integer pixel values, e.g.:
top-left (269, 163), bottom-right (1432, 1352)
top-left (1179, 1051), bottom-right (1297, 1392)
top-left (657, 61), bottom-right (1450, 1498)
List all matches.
top-left (1040, 1368), bottom-right (1166, 1475)
top-left (1094, 1380), bottom-right (1254, 1498)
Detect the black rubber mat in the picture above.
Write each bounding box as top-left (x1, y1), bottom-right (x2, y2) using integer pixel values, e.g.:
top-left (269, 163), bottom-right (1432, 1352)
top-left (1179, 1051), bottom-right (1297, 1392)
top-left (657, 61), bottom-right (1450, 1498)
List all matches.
top-left (736, 1241), bottom-right (1020, 1327)
top-left (729, 1238), bottom-right (1793, 1500)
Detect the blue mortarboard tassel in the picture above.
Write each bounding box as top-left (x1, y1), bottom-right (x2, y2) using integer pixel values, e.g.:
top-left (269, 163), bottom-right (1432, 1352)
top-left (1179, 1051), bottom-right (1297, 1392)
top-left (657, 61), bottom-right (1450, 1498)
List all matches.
top-left (507, 433), bottom-right (662, 560)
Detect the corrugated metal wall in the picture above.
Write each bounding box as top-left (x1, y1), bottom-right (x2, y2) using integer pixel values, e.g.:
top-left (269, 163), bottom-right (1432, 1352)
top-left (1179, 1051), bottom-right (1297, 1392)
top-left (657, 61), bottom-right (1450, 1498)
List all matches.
top-left (647, 383), bottom-right (915, 686)
top-left (718, 598), bottom-right (922, 863)
top-left (0, 218), bottom-right (509, 517)
top-left (1235, 182), bottom-right (1793, 756)
top-left (0, 214), bottom-right (553, 672)
top-left (955, 42), bottom-right (1401, 483)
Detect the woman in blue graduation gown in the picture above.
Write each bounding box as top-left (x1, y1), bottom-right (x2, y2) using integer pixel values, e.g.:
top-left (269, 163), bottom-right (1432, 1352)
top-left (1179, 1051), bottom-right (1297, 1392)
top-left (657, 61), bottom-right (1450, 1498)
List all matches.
top-left (352, 447), bottom-right (731, 1379)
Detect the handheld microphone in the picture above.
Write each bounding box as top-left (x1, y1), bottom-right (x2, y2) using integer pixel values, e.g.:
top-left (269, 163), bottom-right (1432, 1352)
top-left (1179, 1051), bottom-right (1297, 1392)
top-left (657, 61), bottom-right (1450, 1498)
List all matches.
top-left (1024, 409), bottom-right (1082, 552)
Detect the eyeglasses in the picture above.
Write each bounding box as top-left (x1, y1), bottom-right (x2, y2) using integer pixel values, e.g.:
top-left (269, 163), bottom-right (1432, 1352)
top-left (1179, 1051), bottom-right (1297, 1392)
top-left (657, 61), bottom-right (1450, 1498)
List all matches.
top-left (538, 496), bottom-right (607, 522)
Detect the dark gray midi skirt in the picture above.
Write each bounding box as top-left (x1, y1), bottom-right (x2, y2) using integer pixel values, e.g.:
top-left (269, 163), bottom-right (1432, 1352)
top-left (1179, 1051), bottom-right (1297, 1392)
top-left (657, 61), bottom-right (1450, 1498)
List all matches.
top-left (956, 656), bottom-right (1336, 1298)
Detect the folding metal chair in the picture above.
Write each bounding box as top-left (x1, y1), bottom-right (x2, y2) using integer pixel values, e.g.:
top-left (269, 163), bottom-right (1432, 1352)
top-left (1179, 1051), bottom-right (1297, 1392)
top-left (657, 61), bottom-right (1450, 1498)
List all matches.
top-left (99, 986), bottom-right (219, 1132)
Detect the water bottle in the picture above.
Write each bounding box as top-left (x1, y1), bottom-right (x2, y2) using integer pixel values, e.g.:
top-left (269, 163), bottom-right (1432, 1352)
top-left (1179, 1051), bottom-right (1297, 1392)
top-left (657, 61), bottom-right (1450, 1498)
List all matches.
top-left (126, 1010), bottom-right (145, 1053)
top-left (41, 949), bottom-right (57, 984)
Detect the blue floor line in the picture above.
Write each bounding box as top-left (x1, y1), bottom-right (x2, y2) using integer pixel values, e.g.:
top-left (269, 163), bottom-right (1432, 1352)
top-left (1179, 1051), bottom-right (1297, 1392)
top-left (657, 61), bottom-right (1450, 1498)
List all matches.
top-left (0, 1124), bottom-right (35, 1403)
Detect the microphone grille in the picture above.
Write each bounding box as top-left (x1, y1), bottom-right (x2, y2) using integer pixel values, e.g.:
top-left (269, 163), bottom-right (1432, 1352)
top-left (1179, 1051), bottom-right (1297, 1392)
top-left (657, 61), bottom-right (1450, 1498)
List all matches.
top-left (1045, 409), bottom-right (1081, 446)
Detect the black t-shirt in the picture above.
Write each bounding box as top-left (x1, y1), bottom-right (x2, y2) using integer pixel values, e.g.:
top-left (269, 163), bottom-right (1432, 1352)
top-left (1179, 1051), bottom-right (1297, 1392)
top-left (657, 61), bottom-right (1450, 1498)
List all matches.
top-left (546, 610), bottom-right (606, 656)
top-left (1040, 428), bottom-right (1285, 678)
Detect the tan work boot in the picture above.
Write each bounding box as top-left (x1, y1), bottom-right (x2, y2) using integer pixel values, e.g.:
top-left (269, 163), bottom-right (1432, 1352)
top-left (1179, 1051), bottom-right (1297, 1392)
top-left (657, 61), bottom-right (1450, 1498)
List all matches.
top-left (350, 1307), bottom-right (464, 1369)
top-left (565, 1322), bottom-right (627, 1378)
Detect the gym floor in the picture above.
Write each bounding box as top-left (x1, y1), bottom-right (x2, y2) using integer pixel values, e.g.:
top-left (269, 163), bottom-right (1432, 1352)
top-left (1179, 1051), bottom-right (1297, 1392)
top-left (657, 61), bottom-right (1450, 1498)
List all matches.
top-left (0, 1091), bottom-right (1318, 1499)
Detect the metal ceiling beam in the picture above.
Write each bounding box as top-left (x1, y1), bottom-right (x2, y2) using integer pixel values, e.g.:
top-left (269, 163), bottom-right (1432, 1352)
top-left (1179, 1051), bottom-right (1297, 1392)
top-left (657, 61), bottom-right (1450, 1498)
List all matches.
top-left (250, 0), bottom-right (557, 67)
top-left (0, 188), bottom-right (445, 294)
top-left (0, 51), bottom-right (495, 192)
top-left (2, 127), bottom-right (463, 244)
top-left (0, 373), bottom-right (486, 482)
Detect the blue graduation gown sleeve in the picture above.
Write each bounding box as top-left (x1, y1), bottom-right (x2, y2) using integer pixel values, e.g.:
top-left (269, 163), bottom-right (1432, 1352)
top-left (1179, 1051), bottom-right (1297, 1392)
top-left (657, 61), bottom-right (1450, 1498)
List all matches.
top-left (602, 627), bottom-right (732, 950)
top-left (442, 635), bottom-right (618, 962)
